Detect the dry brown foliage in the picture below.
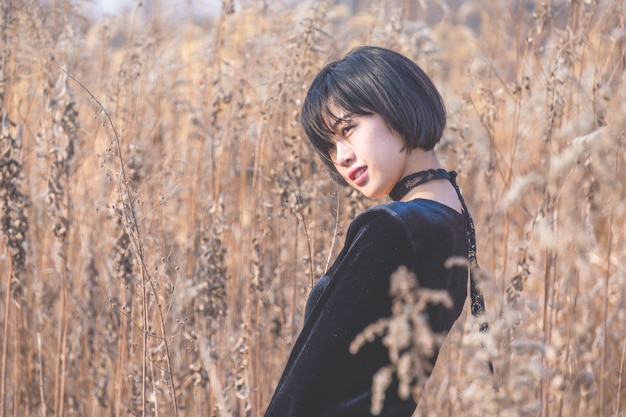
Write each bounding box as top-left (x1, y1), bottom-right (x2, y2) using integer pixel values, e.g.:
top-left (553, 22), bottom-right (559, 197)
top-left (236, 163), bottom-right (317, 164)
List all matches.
top-left (0, 0), bottom-right (624, 416)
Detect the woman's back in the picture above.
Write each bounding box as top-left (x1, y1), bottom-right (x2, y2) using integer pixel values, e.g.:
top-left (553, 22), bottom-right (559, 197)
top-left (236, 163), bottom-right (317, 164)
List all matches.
top-left (265, 199), bottom-right (469, 417)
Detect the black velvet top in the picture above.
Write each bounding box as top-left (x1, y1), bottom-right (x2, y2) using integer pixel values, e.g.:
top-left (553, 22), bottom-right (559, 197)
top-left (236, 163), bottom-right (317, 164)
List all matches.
top-left (264, 198), bottom-right (470, 417)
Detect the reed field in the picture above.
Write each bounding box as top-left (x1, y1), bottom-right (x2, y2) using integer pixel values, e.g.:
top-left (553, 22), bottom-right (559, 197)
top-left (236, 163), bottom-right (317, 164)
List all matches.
top-left (0, 0), bottom-right (624, 416)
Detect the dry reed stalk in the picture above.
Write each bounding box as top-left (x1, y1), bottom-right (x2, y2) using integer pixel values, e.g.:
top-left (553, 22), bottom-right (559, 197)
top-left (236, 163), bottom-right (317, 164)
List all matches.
top-left (350, 266), bottom-right (453, 414)
top-left (600, 140), bottom-right (621, 416)
top-left (0, 13), bottom-right (23, 416)
top-left (181, 0), bottom-right (233, 282)
top-left (417, 1), bottom-right (625, 416)
top-left (62, 68), bottom-right (180, 416)
top-left (0, 256), bottom-right (10, 417)
top-left (0, 110), bottom-right (28, 417)
top-left (617, 342), bottom-right (626, 416)
top-left (41, 67), bottom-right (79, 417)
top-left (599, 205), bottom-right (613, 417)
top-left (36, 333), bottom-right (46, 417)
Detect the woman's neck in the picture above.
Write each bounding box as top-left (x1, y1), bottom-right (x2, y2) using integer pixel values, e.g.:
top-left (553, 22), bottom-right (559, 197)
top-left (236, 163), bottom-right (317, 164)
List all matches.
top-left (400, 149), bottom-right (442, 178)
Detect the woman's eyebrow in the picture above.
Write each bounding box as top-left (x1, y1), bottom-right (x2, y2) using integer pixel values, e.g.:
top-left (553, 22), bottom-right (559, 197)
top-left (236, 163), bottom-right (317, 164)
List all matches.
top-left (330, 113), bottom-right (354, 130)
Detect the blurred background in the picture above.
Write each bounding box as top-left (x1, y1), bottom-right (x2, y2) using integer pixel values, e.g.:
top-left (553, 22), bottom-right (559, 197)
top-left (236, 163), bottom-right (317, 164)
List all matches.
top-left (0, 0), bottom-right (624, 416)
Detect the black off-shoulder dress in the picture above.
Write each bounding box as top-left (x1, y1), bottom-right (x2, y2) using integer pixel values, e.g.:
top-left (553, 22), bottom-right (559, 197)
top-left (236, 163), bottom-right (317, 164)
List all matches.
top-left (264, 197), bottom-right (470, 417)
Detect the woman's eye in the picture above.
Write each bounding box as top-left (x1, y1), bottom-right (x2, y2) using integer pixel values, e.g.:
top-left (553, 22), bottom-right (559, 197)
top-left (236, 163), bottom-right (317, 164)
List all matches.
top-left (341, 125), bottom-right (353, 136)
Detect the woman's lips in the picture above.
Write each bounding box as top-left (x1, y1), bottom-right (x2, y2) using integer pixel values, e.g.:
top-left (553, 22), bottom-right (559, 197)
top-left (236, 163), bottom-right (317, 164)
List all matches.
top-left (350, 167), bottom-right (368, 186)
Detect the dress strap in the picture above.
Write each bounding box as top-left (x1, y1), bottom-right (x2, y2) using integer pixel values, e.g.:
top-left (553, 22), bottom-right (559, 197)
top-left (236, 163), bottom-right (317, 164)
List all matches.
top-left (446, 172), bottom-right (487, 328)
top-left (446, 172), bottom-right (494, 376)
top-left (389, 169), bottom-right (488, 327)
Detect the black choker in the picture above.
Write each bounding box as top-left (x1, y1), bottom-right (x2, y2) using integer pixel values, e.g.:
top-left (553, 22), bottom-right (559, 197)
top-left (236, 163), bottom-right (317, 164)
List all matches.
top-left (388, 168), bottom-right (451, 201)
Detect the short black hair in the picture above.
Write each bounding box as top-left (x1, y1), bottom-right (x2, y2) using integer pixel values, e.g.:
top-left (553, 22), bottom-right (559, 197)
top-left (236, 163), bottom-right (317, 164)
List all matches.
top-left (301, 46), bottom-right (447, 184)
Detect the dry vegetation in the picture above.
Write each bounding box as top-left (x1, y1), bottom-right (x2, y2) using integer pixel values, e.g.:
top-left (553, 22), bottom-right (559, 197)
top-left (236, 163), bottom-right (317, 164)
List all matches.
top-left (0, 0), bottom-right (624, 416)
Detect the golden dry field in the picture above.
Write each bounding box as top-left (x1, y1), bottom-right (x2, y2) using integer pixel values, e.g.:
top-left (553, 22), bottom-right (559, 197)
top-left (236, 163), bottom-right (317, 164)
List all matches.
top-left (0, 0), bottom-right (624, 416)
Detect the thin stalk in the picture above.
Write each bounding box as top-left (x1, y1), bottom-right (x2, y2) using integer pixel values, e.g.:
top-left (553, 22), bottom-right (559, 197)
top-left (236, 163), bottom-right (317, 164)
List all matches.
top-left (253, 292), bottom-right (262, 413)
top-left (0, 255), bottom-right (11, 417)
top-left (602, 130), bottom-right (622, 417)
top-left (600, 205), bottom-right (615, 416)
top-left (616, 342), bottom-right (626, 417)
top-left (114, 296), bottom-right (129, 417)
top-left (62, 69), bottom-right (180, 417)
top-left (141, 264), bottom-right (148, 417)
top-left (324, 186), bottom-right (341, 273)
top-left (495, 18), bottom-right (530, 291)
top-left (541, 246), bottom-right (557, 417)
top-left (55, 174), bottom-right (72, 417)
top-left (147, 330), bottom-right (160, 417)
top-left (252, 107), bottom-right (273, 200)
top-left (11, 317), bottom-right (15, 417)
top-left (292, 223), bottom-right (298, 338)
top-left (52, 250), bottom-right (68, 417)
top-left (37, 333), bottom-right (47, 417)
top-left (561, 268), bottom-right (581, 414)
top-left (295, 195), bottom-right (314, 287)
top-left (599, 210), bottom-right (612, 417)
top-left (208, 3), bottom-right (229, 200)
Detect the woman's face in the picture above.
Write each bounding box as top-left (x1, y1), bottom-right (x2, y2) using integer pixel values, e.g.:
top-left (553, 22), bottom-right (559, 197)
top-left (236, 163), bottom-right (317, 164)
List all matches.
top-left (328, 112), bottom-right (412, 199)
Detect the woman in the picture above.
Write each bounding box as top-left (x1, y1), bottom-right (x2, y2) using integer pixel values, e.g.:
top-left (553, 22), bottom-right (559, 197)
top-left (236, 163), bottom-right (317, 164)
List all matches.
top-left (264, 46), bottom-right (486, 417)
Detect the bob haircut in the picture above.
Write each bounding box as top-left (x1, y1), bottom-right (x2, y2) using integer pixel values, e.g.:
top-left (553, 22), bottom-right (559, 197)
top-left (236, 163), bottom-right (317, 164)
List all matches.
top-left (301, 46), bottom-right (447, 185)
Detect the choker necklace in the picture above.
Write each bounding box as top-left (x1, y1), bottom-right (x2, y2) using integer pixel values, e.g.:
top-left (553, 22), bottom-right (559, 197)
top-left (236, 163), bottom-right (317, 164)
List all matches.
top-left (388, 168), bottom-right (450, 201)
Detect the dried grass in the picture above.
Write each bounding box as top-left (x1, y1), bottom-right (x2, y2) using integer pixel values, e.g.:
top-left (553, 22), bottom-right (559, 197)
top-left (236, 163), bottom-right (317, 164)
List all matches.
top-left (0, 0), bottom-right (624, 416)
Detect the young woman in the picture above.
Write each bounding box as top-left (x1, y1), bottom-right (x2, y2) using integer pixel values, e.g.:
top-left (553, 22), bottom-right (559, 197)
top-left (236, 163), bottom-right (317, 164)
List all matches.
top-left (264, 46), bottom-right (486, 417)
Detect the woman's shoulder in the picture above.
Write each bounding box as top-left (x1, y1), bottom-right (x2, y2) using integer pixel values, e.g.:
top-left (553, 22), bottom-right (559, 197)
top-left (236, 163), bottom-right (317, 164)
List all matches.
top-left (344, 201), bottom-right (420, 241)
top-left (340, 204), bottom-right (412, 247)
top-left (355, 198), bottom-right (463, 225)
top-left (347, 199), bottom-right (465, 244)
top-left (349, 202), bottom-right (408, 230)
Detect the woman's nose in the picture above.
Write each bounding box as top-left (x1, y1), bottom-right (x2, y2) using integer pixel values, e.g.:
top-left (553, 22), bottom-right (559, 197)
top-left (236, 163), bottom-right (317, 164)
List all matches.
top-left (335, 141), bottom-right (355, 166)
